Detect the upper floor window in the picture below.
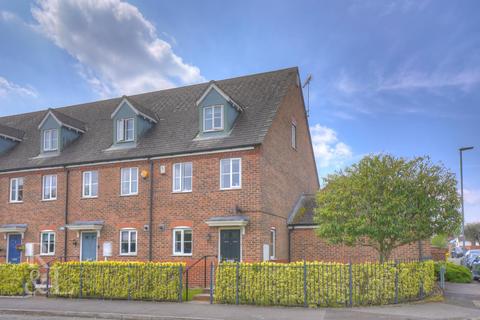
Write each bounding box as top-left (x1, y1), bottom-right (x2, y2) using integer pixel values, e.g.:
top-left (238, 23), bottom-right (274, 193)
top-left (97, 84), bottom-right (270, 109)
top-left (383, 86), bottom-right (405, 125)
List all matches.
top-left (173, 227), bottom-right (192, 256)
top-left (120, 229), bottom-right (137, 255)
top-left (220, 158), bottom-right (241, 190)
top-left (291, 123), bottom-right (297, 149)
top-left (270, 228), bottom-right (276, 260)
top-left (173, 162), bottom-right (192, 193)
top-left (203, 105), bottom-right (223, 132)
top-left (83, 171), bottom-right (98, 198)
top-left (10, 178), bottom-right (24, 203)
top-left (117, 118), bottom-right (135, 142)
top-left (42, 175), bottom-right (57, 201)
top-left (43, 129), bottom-right (58, 151)
top-left (40, 231), bottom-right (55, 255)
top-left (121, 167), bottom-right (138, 196)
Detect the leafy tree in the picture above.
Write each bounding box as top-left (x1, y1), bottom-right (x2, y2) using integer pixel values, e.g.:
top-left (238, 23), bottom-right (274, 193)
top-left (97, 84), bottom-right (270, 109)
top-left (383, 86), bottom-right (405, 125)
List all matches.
top-left (465, 223), bottom-right (480, 245)
top-left (314, 154), bottom-right (461, 262)
top-left (431, 234), bottom-right (448, 248)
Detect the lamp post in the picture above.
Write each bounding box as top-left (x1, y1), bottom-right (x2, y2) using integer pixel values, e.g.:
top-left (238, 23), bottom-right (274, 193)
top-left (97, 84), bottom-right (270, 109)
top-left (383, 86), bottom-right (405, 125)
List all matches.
top-left (459, 146), bottom-right (474, 249)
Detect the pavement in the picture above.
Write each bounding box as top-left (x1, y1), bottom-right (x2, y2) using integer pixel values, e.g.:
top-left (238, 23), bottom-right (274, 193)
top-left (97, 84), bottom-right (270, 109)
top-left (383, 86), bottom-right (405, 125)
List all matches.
top-left (0, 283), bottom-right (478, 320)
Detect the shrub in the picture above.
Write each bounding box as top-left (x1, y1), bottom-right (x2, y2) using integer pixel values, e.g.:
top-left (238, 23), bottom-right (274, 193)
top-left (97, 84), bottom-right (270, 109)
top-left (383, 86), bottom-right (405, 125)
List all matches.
top-left (50, 261), bottom-right (185, 301)
top-left (435, 262), bottom-right (472, 283)
top-left (215, 260), bottom-right (434, 307)
top-left (0, 263), bottom-right (38, 296)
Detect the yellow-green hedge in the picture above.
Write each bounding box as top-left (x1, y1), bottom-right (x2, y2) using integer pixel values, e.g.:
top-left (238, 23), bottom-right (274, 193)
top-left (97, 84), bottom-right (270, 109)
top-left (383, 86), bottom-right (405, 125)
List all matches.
top-left (215, 260), bottom-right (435, 307)
top-left (0, 263), bottom-right (38, 296)
top-left (50, 261), bottom-right (185, 301)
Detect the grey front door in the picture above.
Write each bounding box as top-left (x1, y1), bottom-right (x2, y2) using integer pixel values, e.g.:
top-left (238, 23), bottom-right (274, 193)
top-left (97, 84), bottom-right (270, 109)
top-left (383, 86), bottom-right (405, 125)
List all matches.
top-left (220, 229), bottom-right (241, 262)
top-left (81, 232), bottom-right (97, 261)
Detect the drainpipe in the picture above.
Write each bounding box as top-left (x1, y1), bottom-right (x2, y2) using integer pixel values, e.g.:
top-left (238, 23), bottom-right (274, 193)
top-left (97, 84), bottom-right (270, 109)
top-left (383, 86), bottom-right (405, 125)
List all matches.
top-left (288, 226), bottom-right (292, 262)
top-left (63, 167), bottom-right (70, 261)
top-left (148, 159), bottom-right (154, 261)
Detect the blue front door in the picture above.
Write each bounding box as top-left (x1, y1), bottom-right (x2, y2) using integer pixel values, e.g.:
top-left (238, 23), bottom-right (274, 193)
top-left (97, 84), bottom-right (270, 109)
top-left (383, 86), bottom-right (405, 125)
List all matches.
top-left (81, 232), bottom-right (97, 261)
top-left (8, 234), bottom-right (22, 264)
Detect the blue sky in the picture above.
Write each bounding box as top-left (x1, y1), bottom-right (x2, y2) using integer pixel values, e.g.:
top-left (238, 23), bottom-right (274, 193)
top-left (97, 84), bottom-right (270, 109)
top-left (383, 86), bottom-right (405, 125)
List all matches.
top-left (0, 0), bottom-right (478, 222)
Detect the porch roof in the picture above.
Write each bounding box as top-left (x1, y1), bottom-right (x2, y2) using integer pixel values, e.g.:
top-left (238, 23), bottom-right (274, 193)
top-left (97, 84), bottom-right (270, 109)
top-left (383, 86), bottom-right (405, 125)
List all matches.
top-left (66, 220), bottom-right (104, 231)
top-left (0, 224), bottom-right (27, 233)
top-left (205, 215), bottom-right (249, 227)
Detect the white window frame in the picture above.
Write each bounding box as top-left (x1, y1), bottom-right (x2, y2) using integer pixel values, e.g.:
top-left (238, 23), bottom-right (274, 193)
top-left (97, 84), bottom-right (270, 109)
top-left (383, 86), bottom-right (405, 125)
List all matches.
top-left (116, 118), bottom-right (135, 142)
top-left (270, 228), bottom-right (276, 260)
top-left (120, 167), bottom-right (138, 196)
top-left (172, 162), bottom-right (192, 193)
top-left (43, 129), bottom-right (58, 151)
top-left (291, 123), bottom-right (297, 149)
top-left (172, 227), bottom-right (193, 256)
top-left (203, 105), bottom-right (224, 132)
top-left (119, 229), bottom-right (137, 256)
top-left (220, 158), bottom-right (242, 190)
top-left (40, 231), bottom-right (55, 256)
top-left (82, 171), bottom-right (99, 198)
top-left (42, 175), bottom-right (57, 201)
top-left (10, 177), bottom-right (24, 203)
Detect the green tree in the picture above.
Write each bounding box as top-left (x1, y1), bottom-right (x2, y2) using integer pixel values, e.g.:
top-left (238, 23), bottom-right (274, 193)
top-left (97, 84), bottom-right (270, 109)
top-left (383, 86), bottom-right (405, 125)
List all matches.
top-left (464, 223), bottom-right (480, 245)
top-left (431, 234), bottom-right (448, 248)
top-left (314, 154), bottom-right (461, 262)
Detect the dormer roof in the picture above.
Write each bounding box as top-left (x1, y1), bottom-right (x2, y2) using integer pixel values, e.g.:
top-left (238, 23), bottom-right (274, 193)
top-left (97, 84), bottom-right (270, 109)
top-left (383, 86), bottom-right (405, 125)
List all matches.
top-left (38, 108), bottom-right (86, 133)
top-left (111, 96), bottom-right (158, 123)
top-left (0, 123), bottom-right (24, 142)
top-left (196, 81), bottom-right (243, 112)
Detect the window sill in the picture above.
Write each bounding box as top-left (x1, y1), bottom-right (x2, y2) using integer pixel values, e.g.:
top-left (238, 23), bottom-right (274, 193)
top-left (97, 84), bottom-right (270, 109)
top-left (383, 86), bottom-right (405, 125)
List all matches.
top-left (220, 187), bottom-right (242, 191)
top-left (120, 193), bottom-right (138, 197)
top-left (40, 253), bottom-right (55, 256)
top-left (203, 128), bottom-right (224, 133)
top-left (9, 201), bottom-right (23, 204)
top-left (82, 196), bottom-right (98, 199)
top-left (120, 253), bottom-right (137, 256)
top-left (172, 253), bottom-right (193, 257)
top-left (172, 190), bottom-right (192, 194)
top-left (41, 198), bottom-right (57, 202)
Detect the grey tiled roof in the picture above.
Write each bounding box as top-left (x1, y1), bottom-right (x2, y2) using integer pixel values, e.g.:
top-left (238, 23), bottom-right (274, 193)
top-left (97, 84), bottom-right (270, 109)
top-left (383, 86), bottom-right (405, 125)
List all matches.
top-left (0, 67), bottom-right (298, 172)
top-left (0, 123), bottom-right (25, 141)
top-left (121, 95), bottom-right (158, 122)
top-left (48, 108), bottom-right (87, 132)
top-left (287, 194), bottom-right (317, 225)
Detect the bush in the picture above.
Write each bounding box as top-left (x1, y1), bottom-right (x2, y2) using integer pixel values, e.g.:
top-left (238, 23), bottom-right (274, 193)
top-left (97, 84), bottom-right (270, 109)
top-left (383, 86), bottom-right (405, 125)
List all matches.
top-left (50, 261), bottom-right (185, 301)
top-left (215, 260), bottom-right (434, 307)
top-left (0, 263), bottom-right (38, 296)
top-left (435, 262), bottom-right (472, 283)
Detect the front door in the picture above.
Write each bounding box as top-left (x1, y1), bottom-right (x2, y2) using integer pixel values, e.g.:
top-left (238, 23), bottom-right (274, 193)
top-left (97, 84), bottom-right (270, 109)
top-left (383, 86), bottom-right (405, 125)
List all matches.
top-left (220, 229), bottom-right (241, 262)
top-left (7, 234), bottom-right (22, 264)
top-left (81, 232), bottom-right (97, 261)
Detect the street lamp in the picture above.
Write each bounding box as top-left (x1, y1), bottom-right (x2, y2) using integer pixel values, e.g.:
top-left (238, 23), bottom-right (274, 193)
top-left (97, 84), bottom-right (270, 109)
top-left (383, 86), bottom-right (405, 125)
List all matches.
top-left (459, 146), bottom-right (474, 249)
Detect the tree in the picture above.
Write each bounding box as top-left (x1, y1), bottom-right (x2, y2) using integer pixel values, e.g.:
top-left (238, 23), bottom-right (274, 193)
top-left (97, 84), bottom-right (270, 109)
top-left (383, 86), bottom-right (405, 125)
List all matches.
top-left (465, 223), bottom-right (480, 245)
top-left (314, 154), bottom-right (461, 262)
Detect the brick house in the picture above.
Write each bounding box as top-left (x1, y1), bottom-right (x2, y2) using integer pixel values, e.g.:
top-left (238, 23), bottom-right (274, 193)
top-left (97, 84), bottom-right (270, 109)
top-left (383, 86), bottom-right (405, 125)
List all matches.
top-left (0, 67), bottom-right (320, 265)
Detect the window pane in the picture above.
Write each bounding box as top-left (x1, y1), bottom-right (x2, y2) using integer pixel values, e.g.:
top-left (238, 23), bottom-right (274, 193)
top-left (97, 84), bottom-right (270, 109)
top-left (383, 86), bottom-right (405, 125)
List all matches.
top-left (204, 107), bottom-right (213, 130)
top-left (183, 163), bottom-right (192, 177)
top-left (184, 230), bottom-right (192, 242)
top-left (173, 164), bottom-right (181, 191)
top-left (214, 106), bottom-right (222, 128)
top-left (49, 242), bottom-right (55, 253)
top-left (175, 241), bottom-right (182, 253)
top-left (130, 231), bottom-right (136, 243)
top-left (221, 160), bottom-right (230, 174)
top-left (221, 174), bottom-right (230, 189)
top-left (232, 159), bottom-right (240, 173)
top-left (121, 231), bottom-right (128, 242)
top-left (121, 243), bottom-right (129, 254)
top-left (232, 173), bottom-right (240, 187)
top-left (125, 119), bottom-right (134, 141)
top-left (117, 120), bottom-right (124, 141)
top-left (184, 241), bottom-right (192, 254)
top-left (183, 177), bottom-right (192, 191)
top-left (18, 178), bottom-right (23, 201)
top-left (51, 130), bottom-right (58, 149)
top-left (130, 242), bottom-right (136, 253)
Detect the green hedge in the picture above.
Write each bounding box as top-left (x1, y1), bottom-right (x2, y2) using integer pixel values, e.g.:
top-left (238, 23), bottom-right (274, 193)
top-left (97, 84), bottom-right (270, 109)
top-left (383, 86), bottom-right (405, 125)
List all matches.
top-left (215, 260), bottom-right (435, 307)
top-left (434, 262), bottom-right (472, 283)
top-left (0, 263), bottom-right (38, 296)
top-left (50, 261), bottom-right (185, 301)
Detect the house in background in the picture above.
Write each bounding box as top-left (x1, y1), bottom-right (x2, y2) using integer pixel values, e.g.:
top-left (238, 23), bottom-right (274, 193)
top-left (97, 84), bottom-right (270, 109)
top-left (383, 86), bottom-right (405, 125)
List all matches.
top-left (0, 67), bottom-right (319, 264)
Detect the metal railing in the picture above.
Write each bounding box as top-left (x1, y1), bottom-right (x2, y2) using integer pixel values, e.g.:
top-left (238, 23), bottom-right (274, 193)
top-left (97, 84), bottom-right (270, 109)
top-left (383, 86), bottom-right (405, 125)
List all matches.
top-left (184, 255), bottom-right (217, 301)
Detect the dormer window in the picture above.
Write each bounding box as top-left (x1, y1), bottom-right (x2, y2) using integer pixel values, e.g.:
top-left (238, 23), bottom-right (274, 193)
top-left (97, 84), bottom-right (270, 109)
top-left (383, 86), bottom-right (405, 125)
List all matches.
top-left (43, 129), bottom-right (58, 151)
top-left (203, 105), bottom-right (223, 132)
top-left (116, 118), bottom-right (135, 142)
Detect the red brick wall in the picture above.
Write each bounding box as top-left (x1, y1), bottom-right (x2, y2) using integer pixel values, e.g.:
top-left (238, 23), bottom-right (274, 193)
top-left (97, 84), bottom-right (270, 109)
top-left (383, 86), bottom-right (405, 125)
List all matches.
top-left (259, 81), bottom-right (319, 261)
top-left (431, 246), bottom-right (447, 261)
top-left (290, 228), bottom-right (431, 262)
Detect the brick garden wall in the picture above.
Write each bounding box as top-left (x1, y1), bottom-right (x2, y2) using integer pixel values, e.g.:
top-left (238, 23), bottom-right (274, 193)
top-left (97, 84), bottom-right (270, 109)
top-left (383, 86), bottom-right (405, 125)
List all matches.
top-left (290, 228), bottom-right (431, 263)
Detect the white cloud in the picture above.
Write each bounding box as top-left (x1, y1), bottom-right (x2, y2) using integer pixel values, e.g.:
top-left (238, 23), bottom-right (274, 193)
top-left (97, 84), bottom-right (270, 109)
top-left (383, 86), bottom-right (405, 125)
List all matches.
top-left (310, 124), bottom-right (353, 170)
top-left (0, 10), bottom-right (18, 22)
top-left (31, 0), bottom-right (204, 97)
top-left (464, 189), bottom-right (480, 206)
top-left (0, 76), bottom-right (37, 98)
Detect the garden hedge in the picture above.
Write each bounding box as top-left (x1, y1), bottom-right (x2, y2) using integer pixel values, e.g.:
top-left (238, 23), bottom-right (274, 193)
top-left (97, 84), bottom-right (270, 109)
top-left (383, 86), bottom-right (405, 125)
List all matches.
top-left (215, 260), bottom-right (435, 307)
top-left (50, 261), bottom-right (185, 301)
top-left (434, 262), bottom-right (472, 283)
top-left (0, 263), bottom-right (38, 296)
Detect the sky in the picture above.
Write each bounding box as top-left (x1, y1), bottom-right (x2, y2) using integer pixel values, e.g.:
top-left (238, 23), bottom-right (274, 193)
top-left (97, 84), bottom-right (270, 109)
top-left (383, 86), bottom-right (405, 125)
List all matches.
top-left (0, 0), bottom-right (478, 223)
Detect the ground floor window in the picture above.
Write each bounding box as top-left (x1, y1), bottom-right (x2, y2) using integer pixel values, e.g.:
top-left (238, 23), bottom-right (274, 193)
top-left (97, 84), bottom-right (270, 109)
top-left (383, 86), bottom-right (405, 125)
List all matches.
top-left (120, 229), bottom-right (137, 255)
top-left (41, 231), bottom-right (55, 255)
top-left (173, 228), bottom-right (192, 255)
top-left (270, 228), bottom-right (276, 259)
